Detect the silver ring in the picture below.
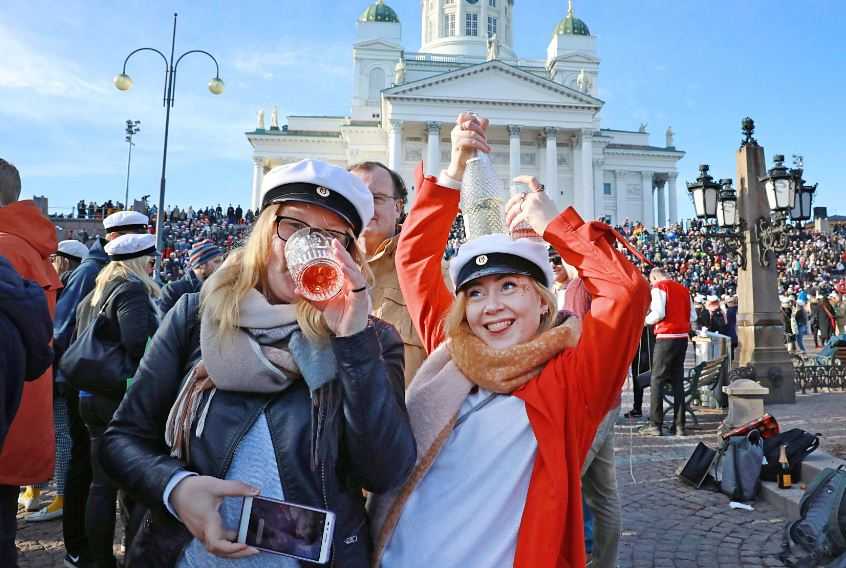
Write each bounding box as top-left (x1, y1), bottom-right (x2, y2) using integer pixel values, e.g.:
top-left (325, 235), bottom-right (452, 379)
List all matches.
top-left (537, 184), bottom-right (545, 192)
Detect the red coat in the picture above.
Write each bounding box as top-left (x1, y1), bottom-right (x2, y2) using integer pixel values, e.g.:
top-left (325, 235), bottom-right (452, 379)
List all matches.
top-left (0, 200), bottom-right (60, 485)
top-left (396, 167), bottom-right (650, 568)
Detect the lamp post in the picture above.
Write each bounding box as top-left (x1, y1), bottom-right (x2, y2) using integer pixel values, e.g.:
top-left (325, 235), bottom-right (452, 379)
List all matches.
top-left (686, 118), bottom-right (817, 403)
top-left (114, 12), bottom-right (224, 277)
top-left (124, 120), bottom-right (141, 209)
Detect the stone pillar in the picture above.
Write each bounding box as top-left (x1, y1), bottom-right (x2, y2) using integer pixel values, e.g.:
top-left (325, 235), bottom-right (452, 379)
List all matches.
top-left (426, 122), bottom-right (440, 176)
top-left (736, 141), bottom-right (795, 403)
top-left (480, 0), bottom-right (488, 38)
top-left (508, 125), bottom-right (521, 182)
top-left (387, 120), bottom-right (403, 171)
top-left (251, 157), bottom-right (264, 211)
top-left (580, 129), bottom-right (594, 218)
top-left (434, 0), bottom-right (443, 39)
top-left (667, 173), bottom-right (679, 224)
top-left (457, 0), bottom-right (466, 37)
top-left (656, 178), bottom-right (667, 227)
top-left (593, 158), bottom-right (604, 221)
top-left (641, 171), bottom-right (654, 227)
top-left (615, 170), bottom-right (626, 224)
top-left (571, 135), bottom-right (581, 210)
top-left (544, 127), bottom-right (559, 208)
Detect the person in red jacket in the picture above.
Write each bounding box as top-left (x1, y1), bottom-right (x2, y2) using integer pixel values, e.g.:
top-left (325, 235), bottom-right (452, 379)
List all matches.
top-left (0, 158), bottom-right (61, 566)
top-left (642, 267), bottom-right (696, 437)
top-left (368, 114), bottom-right (650, 568)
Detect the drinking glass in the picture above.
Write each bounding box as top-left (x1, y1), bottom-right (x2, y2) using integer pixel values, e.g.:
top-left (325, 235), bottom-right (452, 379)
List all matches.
top-left (284, 228), bottom-right (344, 302)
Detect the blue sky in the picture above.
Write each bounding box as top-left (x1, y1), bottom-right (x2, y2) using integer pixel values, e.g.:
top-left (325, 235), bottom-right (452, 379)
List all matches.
top-left (1, 0), bottom-right (843, 219)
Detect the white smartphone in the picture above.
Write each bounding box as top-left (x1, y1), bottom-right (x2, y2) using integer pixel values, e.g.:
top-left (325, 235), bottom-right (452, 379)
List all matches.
top-left (237, 495), bottom-right (336, 564)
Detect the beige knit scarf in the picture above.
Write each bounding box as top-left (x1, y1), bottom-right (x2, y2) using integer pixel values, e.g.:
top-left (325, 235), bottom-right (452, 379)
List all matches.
top-left (368, 316), bottom-right (581, 565)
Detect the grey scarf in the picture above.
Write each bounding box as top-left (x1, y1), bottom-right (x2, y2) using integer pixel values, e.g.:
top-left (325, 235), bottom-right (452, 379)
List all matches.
top-left (165, 289), bottom-right (340, 468)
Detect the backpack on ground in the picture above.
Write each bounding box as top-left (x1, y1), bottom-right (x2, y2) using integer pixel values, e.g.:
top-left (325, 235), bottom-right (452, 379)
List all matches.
top-left (762, 429), bottom-right (821, 483)
top-left (719, 430), bottom-right (763, 502)
top-left (781, 465), bottom-right (846, 568)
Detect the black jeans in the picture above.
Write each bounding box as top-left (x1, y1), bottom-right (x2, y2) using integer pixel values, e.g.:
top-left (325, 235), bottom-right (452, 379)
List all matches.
top-left (650, 338), bottom-right (688, 431)
top-left (79, 395), bottom-right (120, 568)
top-left (0, 484), bottom-right (18, 567)
top-left (64, 387), bottom-right (92, 559)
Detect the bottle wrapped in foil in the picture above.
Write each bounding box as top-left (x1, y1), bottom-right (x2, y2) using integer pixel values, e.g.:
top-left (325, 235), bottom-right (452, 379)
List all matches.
top-left (460, 152), bottom-right (509, 240)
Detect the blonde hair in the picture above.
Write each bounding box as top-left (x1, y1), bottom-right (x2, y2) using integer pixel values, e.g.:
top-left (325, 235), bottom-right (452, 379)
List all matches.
top-left (90, 256), bottom-right (160, 306)
top-left (201, 205), bottom-right (373, 342)
top-left (444, 278), bottom-right (557, 340)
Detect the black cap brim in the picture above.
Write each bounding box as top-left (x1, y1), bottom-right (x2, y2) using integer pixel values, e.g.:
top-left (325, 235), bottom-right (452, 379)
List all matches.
top-left (456, 252), bottom-right (548, 291)
top-left (262, 182), bottom-right (363, 236)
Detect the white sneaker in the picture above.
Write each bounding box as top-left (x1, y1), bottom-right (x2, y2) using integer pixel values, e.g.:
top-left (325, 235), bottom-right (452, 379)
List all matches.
top-left (26, 505), bottom-right (63, 522)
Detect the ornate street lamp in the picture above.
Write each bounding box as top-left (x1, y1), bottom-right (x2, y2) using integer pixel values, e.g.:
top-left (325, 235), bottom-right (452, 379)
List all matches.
top-left (716, 178), bottom-right (738, 228)
top-left (114, 13), bottom-right (224, 278)
top-left (791, 182), bottom-right (817, 222)
top-left (760, 154), bottom-right (796, 213)
top-left (687, 164), bottom-right (721, 219)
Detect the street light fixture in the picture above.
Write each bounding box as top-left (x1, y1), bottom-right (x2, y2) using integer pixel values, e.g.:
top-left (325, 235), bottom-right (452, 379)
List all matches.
top-left (791, 182), bottom-right (817, 222)
top-left (114, 12), bottom-right (224, 278)
top-left (760, 154), bottom-right (796, 213)
top-left (124, 120), bottom-right (141, 209)
top-left (716, 178), bottom-right (738, 229)
top-left (686, 164), bottom-right (721, 219)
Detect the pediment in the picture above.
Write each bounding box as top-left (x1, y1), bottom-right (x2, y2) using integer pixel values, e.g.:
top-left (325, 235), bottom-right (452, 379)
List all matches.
top-left (353, 39), bottom-right (402, 51)
top-left (383, 60), bottom-right (602, 109)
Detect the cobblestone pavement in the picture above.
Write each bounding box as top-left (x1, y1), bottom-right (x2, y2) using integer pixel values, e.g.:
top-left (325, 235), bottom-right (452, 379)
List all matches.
top-left (14, 386), bottom-right (846, 567)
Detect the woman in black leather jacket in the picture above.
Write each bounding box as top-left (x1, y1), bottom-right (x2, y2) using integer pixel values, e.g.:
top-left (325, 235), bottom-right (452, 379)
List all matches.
top-left (100, 160), bottom-right (416, 567)
top-left (75, 233), bottom-right (160, 568)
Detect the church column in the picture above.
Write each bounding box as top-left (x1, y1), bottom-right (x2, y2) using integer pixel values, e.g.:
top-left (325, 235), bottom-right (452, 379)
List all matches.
top-left (615, 170), bottom-right (626, 224)
top-left (387, 119), bottom-right (402, 171)
top-left (426, 122), bottom-right (441, 176)
top-left (251, 157), bottom-right (264, 211)
top-left (656, 177), bottom-right (667, 226)
top-left (641, 171), bottom-right (655, 227)
top-left (481, 0), bottom-right (488, 38)
top-left (580, 129), bottom-right (594, 218)
top-left (544, 127), bottom-right (559, 208)
top-left (667, 172), bottom-right (679, 224)
top-left (508, 125), bottom-right (521, 182)
top-left (434, 0), bottom-right (443, 38)
top-left (593, 158), bottom-right (604, 221)
top-left (457, 0), bottom-right (466, 37)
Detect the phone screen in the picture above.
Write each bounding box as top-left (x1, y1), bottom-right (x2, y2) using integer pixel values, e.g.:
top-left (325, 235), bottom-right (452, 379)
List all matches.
top-left (245, 497), bottom-right (328, 562)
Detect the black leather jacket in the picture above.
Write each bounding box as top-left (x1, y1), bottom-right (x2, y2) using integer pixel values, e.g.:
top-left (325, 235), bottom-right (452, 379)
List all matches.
top-left (100, 293), bottom-right (416, 567)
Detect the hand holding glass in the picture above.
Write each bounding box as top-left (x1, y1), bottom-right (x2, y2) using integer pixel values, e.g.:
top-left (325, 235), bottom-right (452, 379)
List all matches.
top-left (284, 229), bottom-right (345, 302)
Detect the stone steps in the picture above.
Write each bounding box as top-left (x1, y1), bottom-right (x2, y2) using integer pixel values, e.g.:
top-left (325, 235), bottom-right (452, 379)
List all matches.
top-left (759, 450), bottom-right (846, 519)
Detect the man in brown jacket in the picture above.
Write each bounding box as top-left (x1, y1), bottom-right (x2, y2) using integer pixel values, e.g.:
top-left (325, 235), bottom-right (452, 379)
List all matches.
top-left (350, 161), bottom-right (425, 385)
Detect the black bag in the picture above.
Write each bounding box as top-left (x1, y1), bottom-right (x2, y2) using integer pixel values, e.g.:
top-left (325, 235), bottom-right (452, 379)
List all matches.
top-left (762, 429), bottom-right (821, 483)
top-left (781, 465), bottom-right (846, 568)
top-left (59, 288), bottom-right (132, 401)
top-left (719, 430), bottom-right (763, 502)
top-left (678, 442), bottom-right (719, 488)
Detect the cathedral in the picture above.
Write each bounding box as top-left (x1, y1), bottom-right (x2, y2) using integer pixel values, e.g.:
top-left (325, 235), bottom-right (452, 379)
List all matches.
top-left (246, 0), bottom-right (684, 226)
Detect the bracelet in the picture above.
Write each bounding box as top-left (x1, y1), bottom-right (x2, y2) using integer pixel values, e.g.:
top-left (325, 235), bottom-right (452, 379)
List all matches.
top-left (351, 286), bottom-right (368, 293)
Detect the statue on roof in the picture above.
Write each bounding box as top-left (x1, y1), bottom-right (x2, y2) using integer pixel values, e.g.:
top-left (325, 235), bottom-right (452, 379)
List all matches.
top-left (394, 57), bottom-right (406, 85)
top-left (257, 109), bottom-right (265, 130)
top-left (638, 123), bottom-right (648, 133)
top-left (486, 34), bottom-right (499, 61)
top-left (576, 69), bottom-right (592, 94)
top-left (666, 126), bottom-right (675, 148)
top-left (270, 106), bottom-right (279, 130)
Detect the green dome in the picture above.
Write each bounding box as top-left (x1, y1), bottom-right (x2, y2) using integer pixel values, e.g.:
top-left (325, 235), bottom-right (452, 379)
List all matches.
top-left (555, 1), bottom-right (590, 36)
top-left (555, 14), bottom-right (590, 36)
top-left (359, 0), bottom-right (399, 23)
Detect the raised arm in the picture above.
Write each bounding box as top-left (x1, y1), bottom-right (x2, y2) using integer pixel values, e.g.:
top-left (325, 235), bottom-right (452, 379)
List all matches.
top-left (396, 113), bottom-right (491, 352)
top-left (395, 165), bottom-right (460, 353)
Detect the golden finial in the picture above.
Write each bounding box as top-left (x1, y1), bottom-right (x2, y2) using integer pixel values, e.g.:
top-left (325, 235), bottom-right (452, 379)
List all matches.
top-left (568, 0), bottom-right (574, 17)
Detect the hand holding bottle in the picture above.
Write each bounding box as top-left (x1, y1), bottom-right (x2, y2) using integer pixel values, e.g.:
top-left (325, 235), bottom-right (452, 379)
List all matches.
top-left (446, 112), bottom-right (491, 182)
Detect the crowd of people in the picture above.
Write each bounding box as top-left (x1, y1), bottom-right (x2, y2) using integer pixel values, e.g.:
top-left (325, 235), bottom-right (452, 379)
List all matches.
top-left (0, 111), bottom-right (844, 568)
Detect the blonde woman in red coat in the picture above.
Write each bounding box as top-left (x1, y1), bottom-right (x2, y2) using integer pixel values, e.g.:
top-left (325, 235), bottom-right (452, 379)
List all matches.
top-left (368, 114), bottom-right (650, 568)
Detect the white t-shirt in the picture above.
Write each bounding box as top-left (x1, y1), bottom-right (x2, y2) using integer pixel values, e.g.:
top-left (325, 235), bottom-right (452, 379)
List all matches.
top-left (381, 388), bottom-right (538, 568)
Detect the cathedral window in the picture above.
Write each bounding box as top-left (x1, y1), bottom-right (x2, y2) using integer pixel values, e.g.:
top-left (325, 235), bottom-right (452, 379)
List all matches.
top-left (465, 13), bottom-right (478, 36)
top-left (489, 0), bottom-right (496, 6)
top-left (487, 16), bottom-right (497, 37)
top-left (443, 13), bottom-right (456, 37)
top-left (368, 67), bottom-right (386, 104)
top-left (444, 0), bottom-right (454, 4)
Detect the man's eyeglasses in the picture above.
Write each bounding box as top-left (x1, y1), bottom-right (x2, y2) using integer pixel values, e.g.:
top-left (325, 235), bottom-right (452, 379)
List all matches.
top-left (275, 216), bottom-right (354, 250)
top-left (372, 194), bottom-right (397, 206)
